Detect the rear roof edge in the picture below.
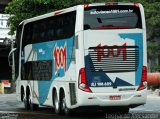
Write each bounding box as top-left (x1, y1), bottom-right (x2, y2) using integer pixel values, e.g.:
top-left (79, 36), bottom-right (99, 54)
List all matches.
top-left (87, 2), bottom-right (136, 7)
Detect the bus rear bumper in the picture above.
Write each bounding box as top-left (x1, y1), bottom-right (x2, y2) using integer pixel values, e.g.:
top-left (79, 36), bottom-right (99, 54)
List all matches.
top-left (75, 89), bottom-right (147, 108)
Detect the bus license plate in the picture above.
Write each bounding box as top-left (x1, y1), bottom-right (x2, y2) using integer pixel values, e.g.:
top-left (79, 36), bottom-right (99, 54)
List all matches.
top-left (109, 95), bottom-right (121, 100)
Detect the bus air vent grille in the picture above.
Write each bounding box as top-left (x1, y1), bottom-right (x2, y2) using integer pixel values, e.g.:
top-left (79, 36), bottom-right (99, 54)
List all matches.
top-left (88, 46), bottom-right (139, 73)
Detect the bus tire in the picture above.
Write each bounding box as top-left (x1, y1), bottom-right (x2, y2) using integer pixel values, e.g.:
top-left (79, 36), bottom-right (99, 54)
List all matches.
top-left (29, 94), bottom-right (39, 111)
top-left (30, 103), bottom-right (39, 111)
top-left (24, 95), bottom-right (30, 110)
top-left (61, 93), bottom-right (73, 116)
top-left (53, 91), bottom-right (60, 114)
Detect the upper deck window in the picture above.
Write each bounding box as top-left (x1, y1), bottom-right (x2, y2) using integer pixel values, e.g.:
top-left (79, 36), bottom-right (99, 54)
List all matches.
top-left (84, 5), bottom-right (142, 30)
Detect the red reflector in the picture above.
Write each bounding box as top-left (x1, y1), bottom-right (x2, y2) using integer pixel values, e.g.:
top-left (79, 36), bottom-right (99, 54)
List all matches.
top-left (142, 66), bottom-right (147, 82)
top-left (55, 11), bottom-right (64, 15)
top-left (137, 66), bottom-right (147, 91)
top-left (84, 4), bottom-right (89, 9)
top-left (134, 2), bottom-right (139, 7)
top-left (137, 82), bottom-right (146, 91)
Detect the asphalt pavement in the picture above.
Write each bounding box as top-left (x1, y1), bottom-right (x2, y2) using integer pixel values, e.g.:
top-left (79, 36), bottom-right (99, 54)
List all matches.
top-left (0, 91), bottom-right (160, 119)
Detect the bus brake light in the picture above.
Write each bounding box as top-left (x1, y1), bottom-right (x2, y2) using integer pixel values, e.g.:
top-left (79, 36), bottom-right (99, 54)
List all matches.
top-left (134, 2), bottom-right (139, 7)
top-left (137, 66), bottom-right (147, 91)
top-left (142, 66), bottom-right (147, 82)
top-left (84, 4), bottom-right (89, 9)
top-left (78, 68), bottom-right (92, 92)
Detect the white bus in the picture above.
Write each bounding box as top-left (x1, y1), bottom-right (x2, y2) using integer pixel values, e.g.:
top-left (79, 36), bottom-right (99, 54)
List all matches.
top-left (12, 2), bottom-right (147, 115)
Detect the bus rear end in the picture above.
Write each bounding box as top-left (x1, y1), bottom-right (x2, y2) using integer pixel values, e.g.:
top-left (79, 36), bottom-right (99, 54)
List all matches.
top-left (77, 3), bottom-right (147, 112)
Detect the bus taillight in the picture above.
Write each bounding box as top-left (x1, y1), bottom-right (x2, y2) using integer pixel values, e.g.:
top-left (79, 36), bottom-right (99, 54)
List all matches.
top-left (134, 2), bottom-right (139, 7)
top-left (142, 66), bottom-right (147, 82)
top-left (137, 66), bottom-right (147, 91)
top-left (78, 68), bottom-right (92, 92)
top-left (84, 4), bottom-right (89, 9)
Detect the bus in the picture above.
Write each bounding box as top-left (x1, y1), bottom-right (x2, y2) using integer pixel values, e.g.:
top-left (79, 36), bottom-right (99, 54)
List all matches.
top-left (11, 2), bottom-right (147, 115)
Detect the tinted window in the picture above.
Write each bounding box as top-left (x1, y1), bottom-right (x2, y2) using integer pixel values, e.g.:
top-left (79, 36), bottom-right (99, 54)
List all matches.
top-left (22, 61), bottom-right (52, 80)
top-left (22, 23), bottom-right (33, 49)
top-left (16, 24), bottom-right (23, 48)
top-left (84, 5), bottom-right (142, 30)
top-left (32, 11), bottom-right (76, 43)
top-left (15, 24), bottom-right (23, 79)
top-left (20, 11), bottom-right (76, 80)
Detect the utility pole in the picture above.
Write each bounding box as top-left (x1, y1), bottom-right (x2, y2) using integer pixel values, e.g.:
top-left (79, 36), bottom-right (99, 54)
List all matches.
top-left (10, 35), bottom-right (15, 93)
top-left (11, 36), bottom-right (15, 80)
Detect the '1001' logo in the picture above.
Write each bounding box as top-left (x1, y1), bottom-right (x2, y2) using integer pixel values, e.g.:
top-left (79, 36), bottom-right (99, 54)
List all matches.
top-left (53, 44), bottom-right (67, 73)
top-left (94, 43), bottom-right (127, 62)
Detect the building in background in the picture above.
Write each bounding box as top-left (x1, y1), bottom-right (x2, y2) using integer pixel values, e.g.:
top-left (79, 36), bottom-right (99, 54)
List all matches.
top-left (0, 0), bottom-right (12, 93)
top-left (0, 0), bottom-right (11, 13)
top-left (0, 14), bottom-right (11, 42)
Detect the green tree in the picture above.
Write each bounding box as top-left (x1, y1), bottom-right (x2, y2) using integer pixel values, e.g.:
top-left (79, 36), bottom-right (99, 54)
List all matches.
top-left (5, 0), bottom-right (94, 35)
top-left (5, 0), bottom-right (160, 71)
top-left (5, 0), bottom-right (160, 39)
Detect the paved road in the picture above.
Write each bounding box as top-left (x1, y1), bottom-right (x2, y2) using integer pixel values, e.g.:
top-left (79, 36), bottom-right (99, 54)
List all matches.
top-left (0, 93), bottom-right (160, 119)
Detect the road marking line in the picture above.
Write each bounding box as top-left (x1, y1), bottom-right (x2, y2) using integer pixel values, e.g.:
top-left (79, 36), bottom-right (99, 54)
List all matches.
top-left (0, 111), bottom-right (56, 116)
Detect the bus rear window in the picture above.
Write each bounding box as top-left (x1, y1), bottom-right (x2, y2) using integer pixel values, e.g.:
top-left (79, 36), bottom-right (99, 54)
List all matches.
top-left (84, 5), bottom-right (142, 30)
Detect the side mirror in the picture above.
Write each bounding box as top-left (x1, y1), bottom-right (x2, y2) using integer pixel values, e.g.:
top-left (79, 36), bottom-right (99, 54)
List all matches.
top-left (8, 48), bottom-right (17, 66)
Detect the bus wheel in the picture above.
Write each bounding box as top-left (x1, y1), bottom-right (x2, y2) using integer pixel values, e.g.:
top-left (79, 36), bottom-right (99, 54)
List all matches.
top-left (23, 95), bottom-right (30, 110)
top-left (61, 93), bottom-right (72, 116)
top-left (53, 91), bottom-right (60, 114)
top-left (29, 95), bottom-right (39, 111)
top-left (30, 103), bottom-right (39, 111)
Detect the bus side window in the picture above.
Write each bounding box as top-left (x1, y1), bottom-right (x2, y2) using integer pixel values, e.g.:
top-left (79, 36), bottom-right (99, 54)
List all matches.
top-left (31, 11), bottom-right (76, 43)
top-left (22, 23), bottom-right (32, 49)
top-left (64, 12), bottom-right (76, 38)
top-left (32, 23), bottom-right (38, 43)
top-left (63, 16), bottom-right (70, 38)
top-left (56, 17), bottom-right (64, 39)
top-left (40, 22), bottom-right (47, 42)
top-left (47, 19), bottom-right (55, 41)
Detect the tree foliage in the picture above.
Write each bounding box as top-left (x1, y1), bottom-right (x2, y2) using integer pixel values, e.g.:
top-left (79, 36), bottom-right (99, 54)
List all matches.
top-left (5, 0), bottom-right (160, 71)
top-left (5, 0), bottom-right (93, 34)
top-left (5, 0), bottom-right (160, 40)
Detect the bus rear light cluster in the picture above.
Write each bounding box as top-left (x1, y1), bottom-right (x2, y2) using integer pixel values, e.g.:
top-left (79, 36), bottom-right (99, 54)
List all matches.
top-left (78, 68), bottom-right (92, 93)
top-left (137, 66), bottom-right (147, 91)
top-left (142, 66), bottom-right (147, 82)
top-left (134, 2), bottom-right (139, 7)
top-left (84, 4), bottom-right (89, 9)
